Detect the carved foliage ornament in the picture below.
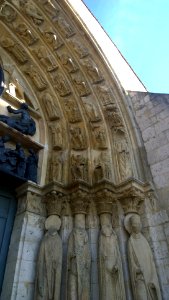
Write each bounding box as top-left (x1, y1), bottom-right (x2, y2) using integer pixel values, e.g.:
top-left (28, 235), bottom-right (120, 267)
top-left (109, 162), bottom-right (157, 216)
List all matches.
top-left (44, 191), bottom-right (65, 217)
top-left (119, 187), bottom-right (145, 215)
top-left (94, 189), bottom-right (115, 215)
top-left (70, 190), bottom-right (90, 214)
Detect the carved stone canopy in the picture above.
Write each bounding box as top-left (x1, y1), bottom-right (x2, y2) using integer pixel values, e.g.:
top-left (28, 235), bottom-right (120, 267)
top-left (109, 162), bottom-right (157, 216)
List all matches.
top-left (70, 189), bottom-right (90, 215)
top-left (94, 189), bottom-right (116, 215)
top-left (118, 186), bottom-right (145, 215)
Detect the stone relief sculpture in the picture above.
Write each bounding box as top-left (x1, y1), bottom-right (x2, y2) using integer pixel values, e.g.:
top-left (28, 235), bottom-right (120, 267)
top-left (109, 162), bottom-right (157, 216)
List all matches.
top-left (0, 3), bottom-right (17, 22)
top-left (34, 215), bottom-right (62, 300)
top-left (64, 98), bottom-right (81, 123)
top-left (83, 98), bottom-right (101, 122)
top-left (1, 37), bottom-right (29, 64)
top-left (49, 122), bottom-right (63, 150)
top-left (15, 22), bottom-right (38, 45)
top-left (125, 214), bottom-right (162, 300)
top-left (20, 0), bottom-right (44, 25)
top-left (14, 142), bottom-right (26, 177)
top-left (93, 152), bottom-right (111, 183)
top-left (71, 73), bottom-right (90, 97)
top-left (113, 128), bottom-right (132, 181)
top-left (68, 37), bottom-right (89, 58)
top-left (56, 15), bottom-right (75, 38)
top-left (92, 125), bottom-right (108, 149)
top-left (82, 58), bottom-right (104, 84)
top-left (99, 214), bottom-right (126, 300)
top-left (0, 103), bottom-right (36, 136)
top-left (41, 92), bottom-right (60, 121)
top-left (49, 151), bottom-right (63, 182)
top-left (24, 64), bottom-right (47, 91)
top-left (42, 27), bottom-right (63, 50)
top-left (70, 126), bottom-right (87, 150)
top-left (39, 0), bottom-right (59, 20)
top-left (54, 72), bottom-right (71, 97)
top-left (34, 45), bottom-right (57, 72)
top-left (67, 214), bottom-right (91, 300)
top-left (98, 85), bottom-right (116, 108)
top-left (71, 154), bottom-right (88, 182)
top-left (59, 53), bottom-right (78, 73)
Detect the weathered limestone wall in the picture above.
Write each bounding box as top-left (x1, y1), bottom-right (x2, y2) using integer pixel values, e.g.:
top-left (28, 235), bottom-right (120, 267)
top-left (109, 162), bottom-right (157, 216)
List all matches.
top-left (129, 92), bottom-right (169, 210)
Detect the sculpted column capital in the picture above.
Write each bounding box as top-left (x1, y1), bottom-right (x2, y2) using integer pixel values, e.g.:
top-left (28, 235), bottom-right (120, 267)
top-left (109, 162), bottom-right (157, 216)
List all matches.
top-left (70, 190), bottom-right (90, 215)
top-left (43, 190), bottom-right (65, 217)
top-left (94, 189), bottom-right (115, 215)
top-left (118, 186), bottom-right (144, 215)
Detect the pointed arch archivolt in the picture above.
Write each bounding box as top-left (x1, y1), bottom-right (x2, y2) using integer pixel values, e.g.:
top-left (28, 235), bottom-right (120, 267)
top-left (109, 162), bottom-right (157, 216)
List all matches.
top-left (0, 0), bottom-right (143, 186)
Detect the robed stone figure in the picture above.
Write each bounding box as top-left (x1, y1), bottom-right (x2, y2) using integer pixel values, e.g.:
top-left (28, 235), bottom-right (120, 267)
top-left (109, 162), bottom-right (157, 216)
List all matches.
top-left (34, 215), bottom-right (62, 300)
top-left (127, 214), bottom-right (162, 300)
top-left (67, 215), bottom-right (91, 300)
top-left (99, 215), bottom-right (126, 300)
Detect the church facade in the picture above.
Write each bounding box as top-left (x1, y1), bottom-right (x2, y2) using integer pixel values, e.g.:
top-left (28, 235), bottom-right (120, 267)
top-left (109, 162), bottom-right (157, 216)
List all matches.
top-left (0, 1), bottom-right (169, 299)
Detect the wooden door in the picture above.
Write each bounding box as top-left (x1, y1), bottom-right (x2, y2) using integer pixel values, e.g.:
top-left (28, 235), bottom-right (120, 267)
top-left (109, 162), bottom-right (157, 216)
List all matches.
top-left (0, 187), bottom-right (17, 294)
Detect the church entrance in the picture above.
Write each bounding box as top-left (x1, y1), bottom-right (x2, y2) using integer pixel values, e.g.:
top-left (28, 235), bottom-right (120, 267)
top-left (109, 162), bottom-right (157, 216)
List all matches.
top-left (0, 185), bottom-right (17, 294)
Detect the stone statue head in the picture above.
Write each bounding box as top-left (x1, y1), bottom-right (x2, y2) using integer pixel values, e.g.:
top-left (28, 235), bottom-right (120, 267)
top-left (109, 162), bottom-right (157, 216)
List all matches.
top-left (130, 214), bottom-right (141, 234)
top-left (45, 215), bottom-right (61, 233)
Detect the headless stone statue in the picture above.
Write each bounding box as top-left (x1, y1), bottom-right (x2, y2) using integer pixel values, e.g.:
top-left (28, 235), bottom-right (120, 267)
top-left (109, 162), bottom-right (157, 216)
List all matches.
top-left (99, 214), bottom-right (126, 300)
top-left (0, 103), bottom-right (36, 136)
top-left (67, 214), bottom-right (91, 300)
top-left (34, 215), bottom-right (62, 300)
top-left (126, 214), bottom-right (162, 300)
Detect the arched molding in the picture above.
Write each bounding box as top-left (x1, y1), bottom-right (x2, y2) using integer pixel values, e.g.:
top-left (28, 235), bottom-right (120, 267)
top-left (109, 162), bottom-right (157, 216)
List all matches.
top-left (0, 0), bottom-right (147, 186)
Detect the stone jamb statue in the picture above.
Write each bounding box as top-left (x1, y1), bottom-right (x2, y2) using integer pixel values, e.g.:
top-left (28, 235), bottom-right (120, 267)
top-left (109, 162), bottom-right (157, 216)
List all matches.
top-left (99, 213), bottom-right (126, 300)
top-left (125, 213), bottom-right (162, 300)
top-left (67, 214), bottom-right (91, 300)
top-left (34, 215), bottom-right (62, 300)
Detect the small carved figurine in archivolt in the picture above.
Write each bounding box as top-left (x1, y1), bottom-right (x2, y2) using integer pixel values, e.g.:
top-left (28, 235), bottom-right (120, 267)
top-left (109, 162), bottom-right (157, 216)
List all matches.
top-left (41, 92), bottom-right (60, 121)
top-left (1, 37), bottom-right (28, 64)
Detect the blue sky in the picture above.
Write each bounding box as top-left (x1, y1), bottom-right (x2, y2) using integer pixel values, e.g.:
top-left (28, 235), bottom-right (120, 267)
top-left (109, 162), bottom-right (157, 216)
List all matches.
top-left (83, 0), bottom-right (169, 93)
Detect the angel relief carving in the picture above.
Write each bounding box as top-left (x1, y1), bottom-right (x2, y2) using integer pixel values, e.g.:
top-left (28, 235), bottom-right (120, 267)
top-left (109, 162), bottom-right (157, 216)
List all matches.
top-left (71, 154), bottom-right (88, 181)
top-left (63, 98), bottom-right (81, 123)
top-left (1, 37), bottom-right (28, 64)
top-left (34, 45), bottom-right (57, 72)
top-left (41, 92), bottom-right (60, 121)
top-left (70, 126), bottom-right (87, 150)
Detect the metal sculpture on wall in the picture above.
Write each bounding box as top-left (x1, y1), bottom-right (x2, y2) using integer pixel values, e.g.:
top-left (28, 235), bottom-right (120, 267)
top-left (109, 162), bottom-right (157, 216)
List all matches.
top-left (0, 103), bottom-right (36, 136)
top-left (0, 136), bottom-right (38, 182)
